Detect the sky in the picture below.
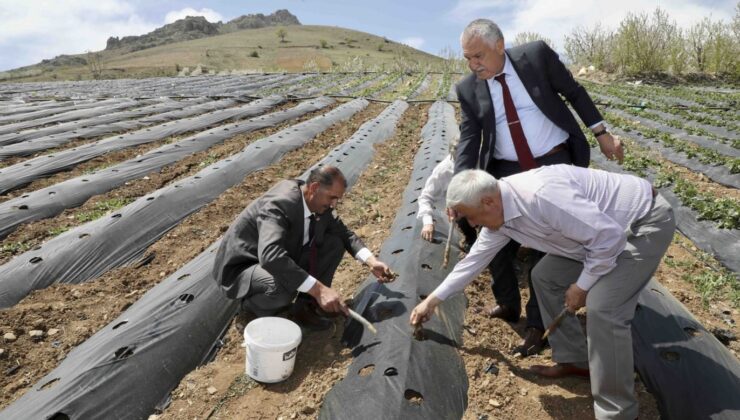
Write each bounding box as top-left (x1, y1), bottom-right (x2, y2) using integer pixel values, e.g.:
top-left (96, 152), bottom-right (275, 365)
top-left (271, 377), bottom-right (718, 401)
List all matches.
top-left (0, 0), bottom-right (737, 71)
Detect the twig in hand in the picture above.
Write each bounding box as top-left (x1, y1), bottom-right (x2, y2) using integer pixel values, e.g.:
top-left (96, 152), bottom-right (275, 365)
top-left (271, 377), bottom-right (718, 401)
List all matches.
top-left (348, 309), bottom-right (377, 335)
top-left (542, 308), bottom-right (568, 340)
top-left (442, 220), bottom-right (454, 269)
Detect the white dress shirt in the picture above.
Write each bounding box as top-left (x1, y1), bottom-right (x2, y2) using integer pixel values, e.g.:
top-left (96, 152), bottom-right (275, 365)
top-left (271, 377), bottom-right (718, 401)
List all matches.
top-left (297, 192), bottom-right (372, 292)
top-left (432, 165), bottom-right (653, 300)
top-left (417, 155), bottom-right (454, 226)
top-left (488, 54), bottom-right (603, 161)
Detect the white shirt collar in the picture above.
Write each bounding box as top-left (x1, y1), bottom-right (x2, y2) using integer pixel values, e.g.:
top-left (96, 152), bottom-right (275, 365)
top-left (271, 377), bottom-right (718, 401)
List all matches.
top-left (490, 52), bottom-right (513, 81)
top-left (499, 181), bottom-right (521, 223)
top-left (301, 189), bottom-right (312, 219)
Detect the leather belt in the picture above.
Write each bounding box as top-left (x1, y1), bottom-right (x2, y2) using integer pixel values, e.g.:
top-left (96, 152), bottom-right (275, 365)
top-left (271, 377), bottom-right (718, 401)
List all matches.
top-left (540, 143), bottom-right (567, 158)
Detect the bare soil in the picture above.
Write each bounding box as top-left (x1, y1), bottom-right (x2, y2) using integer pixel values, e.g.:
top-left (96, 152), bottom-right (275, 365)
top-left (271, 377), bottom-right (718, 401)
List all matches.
top-left (0, 100), bottom-right (737, 420)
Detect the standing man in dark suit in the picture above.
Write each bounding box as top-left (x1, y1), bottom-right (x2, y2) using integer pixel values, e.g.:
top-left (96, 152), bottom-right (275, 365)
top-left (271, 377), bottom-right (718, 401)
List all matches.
top-left (213, 166), bottom-right (395, 330)
top-left (453, 19), bottom-right (623, 355)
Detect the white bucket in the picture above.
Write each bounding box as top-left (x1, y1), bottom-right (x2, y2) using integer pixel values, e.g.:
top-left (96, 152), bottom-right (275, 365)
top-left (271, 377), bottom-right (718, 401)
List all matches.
top-left (243, 317), bottom-right (302, 383)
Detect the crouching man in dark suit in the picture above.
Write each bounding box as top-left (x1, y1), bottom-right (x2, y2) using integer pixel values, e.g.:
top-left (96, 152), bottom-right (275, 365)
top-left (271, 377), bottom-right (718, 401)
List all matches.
top-left (213, 166), bottom-right (395, 330)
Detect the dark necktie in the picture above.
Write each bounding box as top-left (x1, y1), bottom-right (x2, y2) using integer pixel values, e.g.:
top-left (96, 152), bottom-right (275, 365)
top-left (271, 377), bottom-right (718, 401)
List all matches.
top-left (494, 74), bottom-right (539, 170)
top-left (308, 215), bottom-right (318, 276)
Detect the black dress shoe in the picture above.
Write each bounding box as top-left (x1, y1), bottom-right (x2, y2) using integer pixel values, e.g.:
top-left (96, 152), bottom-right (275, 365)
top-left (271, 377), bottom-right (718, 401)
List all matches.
top-left (530, 363), bottom-right (590, 379)
top-left (233, 308), bottom-right (258, 332)
top-left (480, 304), bottom-right (520, 323)
top-left (290, 301), bottom-right (332, 331)
top-left (511, 327), bottom-right (547, 357)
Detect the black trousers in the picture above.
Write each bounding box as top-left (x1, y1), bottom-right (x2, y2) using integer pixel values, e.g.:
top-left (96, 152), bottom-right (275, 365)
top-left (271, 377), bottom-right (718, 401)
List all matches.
top-left (240, 235), bottom-right (345, 316)
top-left (487, 146), bottom-right (572, 330)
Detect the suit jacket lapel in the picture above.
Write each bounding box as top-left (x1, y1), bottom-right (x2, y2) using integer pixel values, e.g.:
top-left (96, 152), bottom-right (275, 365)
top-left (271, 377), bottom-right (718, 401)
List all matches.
top-left (476, 77), bottom-right (494, 169)
top-left (508, 50), bottom-right (559, 126)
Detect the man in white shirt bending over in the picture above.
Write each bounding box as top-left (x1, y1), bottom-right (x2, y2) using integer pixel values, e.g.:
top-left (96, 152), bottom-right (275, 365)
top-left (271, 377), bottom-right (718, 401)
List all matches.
top-left (410, 165), bottom-right (675, 420)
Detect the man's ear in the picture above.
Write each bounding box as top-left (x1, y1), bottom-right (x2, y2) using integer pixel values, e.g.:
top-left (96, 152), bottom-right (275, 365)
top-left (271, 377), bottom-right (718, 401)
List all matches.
top-left (308, 182), bottom-right (320, 195)
top-left (495, 38), bottom-right (505, 54)
top-left (480, 195), bottom-right (495, 207)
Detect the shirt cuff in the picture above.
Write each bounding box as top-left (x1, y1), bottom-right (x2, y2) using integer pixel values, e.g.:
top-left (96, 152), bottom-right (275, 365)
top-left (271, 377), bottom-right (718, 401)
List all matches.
top-left (355, 247), bottom-right (372, 263)
top-left (575, 271), bottom-right (600, 291)
top-left (422, 215), bottom-right (434, 225)
top-left (296, 275), bottom-right (317, 293)
top-left (588, 120), bottom-right (606, 130)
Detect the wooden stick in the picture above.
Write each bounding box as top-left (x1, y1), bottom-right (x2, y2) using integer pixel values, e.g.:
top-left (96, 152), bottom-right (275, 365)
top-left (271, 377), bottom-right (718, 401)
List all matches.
top-left (542, 308), bottom-right (568, 340)
top-left (442, 220), bottom-right (454, 269)
top-left (348, 309), bottom-right (377, 335)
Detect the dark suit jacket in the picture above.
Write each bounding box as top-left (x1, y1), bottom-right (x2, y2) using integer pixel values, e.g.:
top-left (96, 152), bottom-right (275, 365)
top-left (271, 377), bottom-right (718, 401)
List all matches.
top-left (455, 40), bottom-right (603, 174)
top-left (213, 179), bottom-right (365, 299)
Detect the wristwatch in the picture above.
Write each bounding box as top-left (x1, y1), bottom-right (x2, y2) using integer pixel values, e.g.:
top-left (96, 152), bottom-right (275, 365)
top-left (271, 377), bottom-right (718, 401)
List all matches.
top-left (593, 128), bottom-right (609, 138)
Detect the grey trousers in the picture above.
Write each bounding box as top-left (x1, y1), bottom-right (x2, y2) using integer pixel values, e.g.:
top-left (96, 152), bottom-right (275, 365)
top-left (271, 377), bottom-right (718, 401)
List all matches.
top-left (531, 195), bottom-right (675, 420)
top-left (240, 235), bottom-right (345, 317)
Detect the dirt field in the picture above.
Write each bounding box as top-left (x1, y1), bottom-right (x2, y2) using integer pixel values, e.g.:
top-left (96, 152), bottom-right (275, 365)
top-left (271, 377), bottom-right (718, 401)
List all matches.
top-left (0, 98), bottom-right (737, 419)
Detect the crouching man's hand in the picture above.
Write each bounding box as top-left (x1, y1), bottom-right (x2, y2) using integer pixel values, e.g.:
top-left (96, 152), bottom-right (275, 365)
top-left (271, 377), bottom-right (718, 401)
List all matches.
top-left (308, 281), bottom-right (349, 315)
top-left (366, 255), bottom-right (395, 283)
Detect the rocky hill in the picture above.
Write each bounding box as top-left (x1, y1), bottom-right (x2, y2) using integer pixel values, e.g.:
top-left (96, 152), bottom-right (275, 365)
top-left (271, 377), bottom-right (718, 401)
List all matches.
top-left (105, 9), bottom-right (300, 53)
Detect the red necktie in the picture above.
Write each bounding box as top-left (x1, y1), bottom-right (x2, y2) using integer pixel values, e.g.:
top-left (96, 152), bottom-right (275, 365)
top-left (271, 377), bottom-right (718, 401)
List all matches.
top-left (308, 215), bottom-right (317, 277)
top-left (494, 74), bottom-right (538, 171)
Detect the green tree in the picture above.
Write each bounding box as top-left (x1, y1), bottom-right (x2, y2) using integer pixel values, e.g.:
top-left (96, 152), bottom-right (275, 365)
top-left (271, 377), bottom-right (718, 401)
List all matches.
top-left (563, 25), bottom-right (616, 71)
top-left (276, 28), bottom-right (287, 43)
top-left (612, 7), bottom-right (680, 74)
top-left (687, 18), bottom-right (712, 71)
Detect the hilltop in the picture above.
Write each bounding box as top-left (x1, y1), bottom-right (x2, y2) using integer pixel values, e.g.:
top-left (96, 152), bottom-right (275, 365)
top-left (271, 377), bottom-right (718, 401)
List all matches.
top-left (0, 11), bottom-right (444, 83)
top-left (105, 10), bottom-right (300, 53)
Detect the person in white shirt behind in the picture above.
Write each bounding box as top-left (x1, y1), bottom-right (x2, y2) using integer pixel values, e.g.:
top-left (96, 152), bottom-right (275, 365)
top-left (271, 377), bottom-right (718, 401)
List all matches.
top-left (417, 135), bottom-right (477, 247)
top-left (410, 165), bottom-right (675, 420)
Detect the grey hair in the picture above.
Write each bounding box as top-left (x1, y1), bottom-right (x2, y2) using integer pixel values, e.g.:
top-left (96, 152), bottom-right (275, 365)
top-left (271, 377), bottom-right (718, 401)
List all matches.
top-left (307, 165), bottom-right (347, 188)
top-left (446, 169), bottom-right (499, 208)
top-left (460, 19), bottom-right (503, 47)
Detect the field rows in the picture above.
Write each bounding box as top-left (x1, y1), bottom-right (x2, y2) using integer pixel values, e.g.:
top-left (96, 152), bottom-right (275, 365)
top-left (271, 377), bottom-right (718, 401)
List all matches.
top-left (0, 74), bottom-right (735, 419)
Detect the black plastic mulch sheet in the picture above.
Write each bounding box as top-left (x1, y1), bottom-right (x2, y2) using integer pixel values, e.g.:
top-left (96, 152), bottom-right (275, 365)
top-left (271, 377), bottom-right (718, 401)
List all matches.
top-left (0, 99), bottom-right (73, 117)
top-left (320, 101), bottom-right (468, 420)
top-left (340, 73), bottom-right (385, 96)
top-left (293, 73), bottom-right (356, 98)
top-left (592, 94), bottom-right (739, 151)
top-left (0, 97), bottom-right (330, 240)
top-left (0, 98), bottom-right (148, 135)
top-left (591, 152), bottom-right (740, 275)
top-left (632, 280), bottom-right (740, 419)
top-left (0, 97), bottom-right (208, 148)
top-left (0, 96), bottom-right (281, 194)
top-left (603, 108), bottom-right (739, 189)
top-left (0, 97), bottom-right (366, 308)
top-left (6, 73), bottom-right (288, 99)
top-left (407, 74), bottom-right (431, 100)
top-left (0, 100), bottom-right (408, 420)
top-left (0, 98), bottom-right (98, 124)
top-left (0, 98), bottom-right (218, 158)
top-left (301, 100), bottom-right (409, 187)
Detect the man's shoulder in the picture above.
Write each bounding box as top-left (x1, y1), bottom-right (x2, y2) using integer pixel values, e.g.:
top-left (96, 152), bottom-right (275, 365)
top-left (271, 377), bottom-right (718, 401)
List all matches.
top-left (506, 40), bottom-right (550, 61)
top-left (259, 179), bottom-right (303, 212)
top-left (457, 73), bottom-right (478, 91)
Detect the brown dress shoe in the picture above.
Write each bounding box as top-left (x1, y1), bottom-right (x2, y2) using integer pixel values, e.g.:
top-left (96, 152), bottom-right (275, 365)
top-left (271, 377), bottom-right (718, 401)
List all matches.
top-left (479, 304), bottom-right (520, 323)
top-left (530, 363), bottom-right (590, 379)
top-left (511, 327), bottom-right (547, 357)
